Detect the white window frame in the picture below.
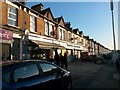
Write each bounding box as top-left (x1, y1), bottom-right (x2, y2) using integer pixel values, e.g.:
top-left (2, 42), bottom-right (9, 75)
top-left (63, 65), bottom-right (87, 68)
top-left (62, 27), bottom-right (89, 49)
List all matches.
top-left (45, 20), bottom-right (54, 36)
top-left (68, 32), bottom-right (71, 41)
top-left (59, 29), bottom-right (62, 40)
top-left (62, 30), bottom-right (65, 40)
top-left (8, 6), bottom-right (17, 26)
top-left (45, 22), bottom-right (49, 35)
top-left (49, 24), bottom-right (53, 36)
top-left (30, 15), bottom-right (36, 32)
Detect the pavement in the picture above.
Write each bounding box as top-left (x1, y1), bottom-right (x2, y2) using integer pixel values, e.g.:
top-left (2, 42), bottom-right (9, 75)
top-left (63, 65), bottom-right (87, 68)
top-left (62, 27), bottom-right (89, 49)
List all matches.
top-left (68, 60), bottom-right (120, 89)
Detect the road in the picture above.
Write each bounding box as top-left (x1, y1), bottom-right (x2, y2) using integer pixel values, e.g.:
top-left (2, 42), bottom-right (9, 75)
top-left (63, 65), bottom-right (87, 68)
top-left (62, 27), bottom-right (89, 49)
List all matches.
top-left (68, 60), bottom-right (120, 89)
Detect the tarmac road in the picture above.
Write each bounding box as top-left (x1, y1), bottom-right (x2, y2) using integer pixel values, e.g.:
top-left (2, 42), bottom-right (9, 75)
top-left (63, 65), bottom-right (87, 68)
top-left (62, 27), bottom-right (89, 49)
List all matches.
top-left (68, 60), bottom-right (120, 89)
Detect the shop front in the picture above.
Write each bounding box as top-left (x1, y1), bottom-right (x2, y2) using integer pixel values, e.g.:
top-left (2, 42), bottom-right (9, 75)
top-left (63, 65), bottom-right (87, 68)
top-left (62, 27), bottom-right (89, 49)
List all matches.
top-left (28, 33), bottom-right (66, 61)
top-left (0, 29), bottom-right (13, 61)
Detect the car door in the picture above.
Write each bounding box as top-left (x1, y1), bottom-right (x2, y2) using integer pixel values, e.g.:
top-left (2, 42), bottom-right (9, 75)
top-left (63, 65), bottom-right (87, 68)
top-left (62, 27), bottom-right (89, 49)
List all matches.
top-left (10, 63), bottom-right (44, 90)
top-left (38, 62), bottom-right (66, 88)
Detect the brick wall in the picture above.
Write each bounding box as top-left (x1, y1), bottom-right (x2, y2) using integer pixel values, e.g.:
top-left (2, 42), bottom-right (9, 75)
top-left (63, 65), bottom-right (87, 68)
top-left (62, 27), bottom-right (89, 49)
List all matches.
top-left (18, 9), bottom-right (30, 31)
top-left (2, 2), bottom-right (8, 26)
top-left (36, 17), bottom-right (45, 35)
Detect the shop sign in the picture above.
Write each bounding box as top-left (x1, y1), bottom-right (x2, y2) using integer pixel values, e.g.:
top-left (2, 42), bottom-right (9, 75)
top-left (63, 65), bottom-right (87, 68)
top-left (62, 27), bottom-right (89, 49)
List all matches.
top-left (0, 30), bottom-right (13, 43)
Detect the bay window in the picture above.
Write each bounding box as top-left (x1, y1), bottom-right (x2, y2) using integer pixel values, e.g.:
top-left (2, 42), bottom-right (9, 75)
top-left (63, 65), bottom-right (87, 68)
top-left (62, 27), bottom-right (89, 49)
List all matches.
top-left (63, 30), bottom-right (65, 40)
top-left (59, 29), bottom-right (65, 40)
top-left (45, 22), bottom-right (49, 35)
top-left (59, 29), bottom-right (62, 40)
top-left (45, 22), bottom-right (53, 36)
top-left (49, 24), bottom-right (53, 36)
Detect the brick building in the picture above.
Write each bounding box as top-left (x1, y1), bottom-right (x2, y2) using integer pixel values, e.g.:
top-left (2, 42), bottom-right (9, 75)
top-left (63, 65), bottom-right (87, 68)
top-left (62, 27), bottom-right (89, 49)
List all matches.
top-left (0, 0), bottom-right (111, 61)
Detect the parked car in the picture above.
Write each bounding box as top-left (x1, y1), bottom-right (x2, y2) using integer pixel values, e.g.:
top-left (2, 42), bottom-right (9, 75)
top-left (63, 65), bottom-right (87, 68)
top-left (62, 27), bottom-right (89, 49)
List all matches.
top-left (2, 60), bottom-right (72, 90)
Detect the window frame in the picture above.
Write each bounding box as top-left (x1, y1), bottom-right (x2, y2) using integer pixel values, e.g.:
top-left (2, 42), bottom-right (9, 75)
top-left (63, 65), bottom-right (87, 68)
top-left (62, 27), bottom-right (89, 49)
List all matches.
top-left (30, 15), bottom-right (36, 32)
top-left (62, 30), bottom-right (65, 40)
top-left (8, 6), bottom-right (18, 26)
top-left (59, 29), bottom-right (62, 40)
top-left (45, 22), bottom-right (49, 35)
top-left (45, 21), bottom-right (54, 36)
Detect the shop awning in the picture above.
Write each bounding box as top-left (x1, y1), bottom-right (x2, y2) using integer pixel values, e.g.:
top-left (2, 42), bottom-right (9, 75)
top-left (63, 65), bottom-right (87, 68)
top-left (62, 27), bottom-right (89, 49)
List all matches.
top-left (31, 40), bottom-right (66, 49)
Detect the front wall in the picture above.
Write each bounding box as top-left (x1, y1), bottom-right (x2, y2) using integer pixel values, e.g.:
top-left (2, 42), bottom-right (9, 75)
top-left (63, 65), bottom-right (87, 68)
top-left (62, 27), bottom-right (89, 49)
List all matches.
top-left (36, 16), bottom-right (45, 35)
top-left (45, 11), bottom-right (54, 21)
top-left (2, 2), bottom-right (8, 26)
top-left (59, 19), bottom-right (65, 27)
top-left (18, 9), bottom-right (30, 31)
top-left (65, 30), bottom-right (68, 41)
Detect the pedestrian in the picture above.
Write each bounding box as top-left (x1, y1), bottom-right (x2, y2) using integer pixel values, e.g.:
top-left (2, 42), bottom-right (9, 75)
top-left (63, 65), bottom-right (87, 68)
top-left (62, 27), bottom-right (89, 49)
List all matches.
top-left (59, 53), bottom-right (64, 68)
top-left (54, 50), bottom-right (60, 66)
top-left (63, 51), bottom-right (68, 70)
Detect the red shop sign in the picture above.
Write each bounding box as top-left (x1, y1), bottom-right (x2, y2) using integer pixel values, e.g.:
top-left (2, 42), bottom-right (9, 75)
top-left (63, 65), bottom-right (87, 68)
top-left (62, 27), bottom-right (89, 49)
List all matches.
top-left (0, 30), bottom-right (13, 40)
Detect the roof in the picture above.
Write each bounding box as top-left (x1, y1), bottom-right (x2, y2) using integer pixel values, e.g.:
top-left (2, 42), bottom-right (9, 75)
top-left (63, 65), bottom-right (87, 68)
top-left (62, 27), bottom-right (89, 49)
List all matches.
top-left (31, 3), bottom-right (43, 9)
top-left (54, 17), bottom-right (61, 24)
top-left (40, 7), bottom-right (50, 15)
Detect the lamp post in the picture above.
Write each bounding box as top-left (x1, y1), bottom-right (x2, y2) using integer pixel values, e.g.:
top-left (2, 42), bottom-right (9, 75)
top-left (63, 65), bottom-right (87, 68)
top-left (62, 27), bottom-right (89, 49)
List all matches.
top-left (20, 29), bottom-right (29, 60)
top-left (110, 0), bottom-right (116, 53)
top-left (110, 0), bottom-right (119, 72)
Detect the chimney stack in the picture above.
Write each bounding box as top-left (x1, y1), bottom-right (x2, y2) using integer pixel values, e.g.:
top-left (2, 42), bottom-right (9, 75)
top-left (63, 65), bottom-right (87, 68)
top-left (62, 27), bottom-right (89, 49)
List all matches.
top-left (65, 22), bottom-right (71, 29)
top-left (31, 3), bottom-right (43, 12)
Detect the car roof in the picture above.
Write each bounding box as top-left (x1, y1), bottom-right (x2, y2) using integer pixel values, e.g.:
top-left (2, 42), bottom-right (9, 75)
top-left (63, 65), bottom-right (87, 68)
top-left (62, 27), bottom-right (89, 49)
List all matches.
top-left (1, 60), bottom-right (50, 72)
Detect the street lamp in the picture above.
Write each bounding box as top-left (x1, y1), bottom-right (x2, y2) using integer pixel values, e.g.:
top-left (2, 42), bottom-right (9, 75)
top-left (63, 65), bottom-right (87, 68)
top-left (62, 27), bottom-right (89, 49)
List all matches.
top-left (110, 0), bottom-right (119, 72)
top-left (20, 29), bottom-right (29, 60)
top-left (110, 0), bottom-right (116, 53)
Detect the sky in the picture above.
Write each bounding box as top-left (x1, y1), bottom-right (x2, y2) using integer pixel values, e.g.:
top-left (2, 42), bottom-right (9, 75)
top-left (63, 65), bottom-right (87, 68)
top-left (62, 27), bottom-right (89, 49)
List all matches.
top-left (27, 1), bottom-right (118, 50)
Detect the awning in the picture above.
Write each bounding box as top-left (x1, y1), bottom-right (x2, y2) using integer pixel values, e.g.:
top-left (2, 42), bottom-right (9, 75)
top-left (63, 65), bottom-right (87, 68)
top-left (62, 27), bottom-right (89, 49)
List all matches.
top-left (31, 40), bottom-right (66, 49)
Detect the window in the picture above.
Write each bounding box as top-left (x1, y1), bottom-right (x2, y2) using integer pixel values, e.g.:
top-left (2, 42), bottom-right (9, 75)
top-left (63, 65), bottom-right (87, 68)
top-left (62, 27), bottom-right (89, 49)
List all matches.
top-left (45, 22), bottom-right (53, 36)
top-left (40, 63), bottom-right (58, 76)
top-left (30, 16), bottom-right (36, 32)
top-left (14, 64), bottom-right (39, 82)
top-left (45, 22), bottom-right (49, 35)
top-left (8, 6), bottom-right (17, 26)
top-left (68, 33), bottom-right (71, 41)
top-left (59, 29), bottom-right (62, 40)
top-left (63, 30), bottom-right (65, 40)
top-left (59, 29), bottom-right (65, 40)
top-left (49, 24), bottom-right (53, 36)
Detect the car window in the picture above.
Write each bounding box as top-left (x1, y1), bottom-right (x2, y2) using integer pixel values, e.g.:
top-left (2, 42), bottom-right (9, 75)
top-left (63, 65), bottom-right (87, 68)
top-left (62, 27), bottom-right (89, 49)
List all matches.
top-left (40, 63), bottom-right (59, 76)
top-left (14, 64), bottom-right (39, 82)
top-left (3, 72), bottom-right (11, 83)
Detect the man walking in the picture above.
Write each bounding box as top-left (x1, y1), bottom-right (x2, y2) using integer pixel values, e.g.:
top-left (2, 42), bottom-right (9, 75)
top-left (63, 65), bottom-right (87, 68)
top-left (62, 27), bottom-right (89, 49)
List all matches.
top-left (63, 51), bottom-right (68, 70)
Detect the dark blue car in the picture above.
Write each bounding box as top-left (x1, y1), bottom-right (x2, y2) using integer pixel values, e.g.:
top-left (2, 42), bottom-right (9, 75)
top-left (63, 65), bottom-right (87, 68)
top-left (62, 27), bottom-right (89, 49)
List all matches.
top-left (2, 60), bottom-right (72, 90)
